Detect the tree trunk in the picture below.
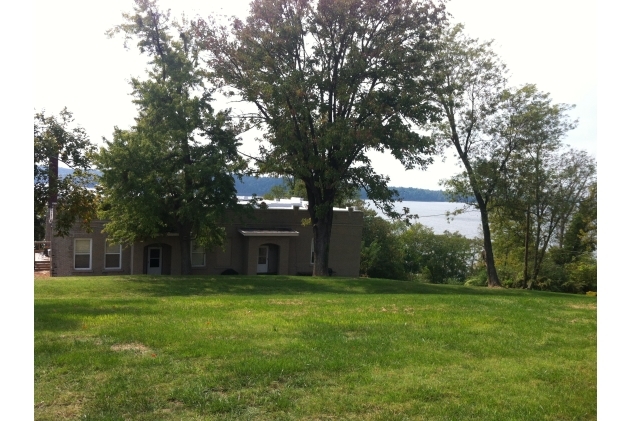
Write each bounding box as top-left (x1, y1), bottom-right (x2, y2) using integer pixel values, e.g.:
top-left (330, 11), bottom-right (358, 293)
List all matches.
top-left (447, 115), bottom-right (502, 288)
top-left (179, 223), bottom-right (193, 275)
top-left (311, 206), bottom-right (334, 276)
top-left (46, 155), bottom-right (59, 243)
top-left (523, 210), bottom-right (530, 288)
top-left (478, 200), bottom-right (502, 287)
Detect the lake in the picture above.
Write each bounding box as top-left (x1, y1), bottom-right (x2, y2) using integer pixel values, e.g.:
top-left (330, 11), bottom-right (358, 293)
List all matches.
top-left (368, 201), bottom-right (482, 239)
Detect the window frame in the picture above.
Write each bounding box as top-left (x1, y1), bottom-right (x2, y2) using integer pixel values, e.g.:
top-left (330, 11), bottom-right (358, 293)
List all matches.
top-left (191, 241), bottom-right (206, 267)
top-left (74, 238), bottom-right (92, 270)
top-left (104, 241), bottom-right (122, 270)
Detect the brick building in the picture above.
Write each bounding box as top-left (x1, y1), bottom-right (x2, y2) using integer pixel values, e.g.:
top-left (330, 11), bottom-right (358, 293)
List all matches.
top-left (49, 198), bottom-right (363, 277)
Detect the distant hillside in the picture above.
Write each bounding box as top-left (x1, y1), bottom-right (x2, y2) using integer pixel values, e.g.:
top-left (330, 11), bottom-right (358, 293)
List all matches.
top-left (40, 171), bottom-right (447, 202)
top-left (236, 176), bottom-right (447, 202)
top-left (363, 186), bottom-right (447, 202)
top-left (36, 167), bottom-right (101, 188)
top-left (234, 176), bottom-right (284, 197)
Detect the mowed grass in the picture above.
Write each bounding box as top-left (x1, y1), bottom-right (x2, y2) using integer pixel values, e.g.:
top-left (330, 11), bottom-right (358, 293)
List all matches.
top-left (35, 276), bottom-right (596, 421)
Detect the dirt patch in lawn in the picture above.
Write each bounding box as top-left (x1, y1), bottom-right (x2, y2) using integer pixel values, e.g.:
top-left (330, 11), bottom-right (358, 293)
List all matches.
top-left (268, 299), bottom-right (305, 305)
top-left (567, 303), bottom-right (596, 310)
top-left (110, 342), bottom-right (151, 354)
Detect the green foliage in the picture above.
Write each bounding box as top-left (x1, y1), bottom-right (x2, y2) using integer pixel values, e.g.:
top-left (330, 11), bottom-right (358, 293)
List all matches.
top-left (464, 270), bottom-right (488, 287)
top-left (400, 224), bottom-right (482, 284)
top-left (488, 144), bottom-right (595, 291)
top-left (360, 210), bottom-right (406, 281)
top-left (200, 0), bottom-right (447, 274)
top-left (97, 0), bottom-right (246, 273)
top-left (34, 108), bottom-right (98, 238)
top-left (262, 176), bottom-right (308, 200)
top-left (562, 183), bottom-right (597, 262)
top-left (563, 254), bottom-right (597, 294)
top-left (359, 207), bottom-right (482, 284)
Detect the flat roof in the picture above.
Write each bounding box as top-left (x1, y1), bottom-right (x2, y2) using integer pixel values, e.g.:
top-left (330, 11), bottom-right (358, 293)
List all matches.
top-left (236, 196), bottom-right (360, 212)
top-left (238, 229), bottom-right (300, 237)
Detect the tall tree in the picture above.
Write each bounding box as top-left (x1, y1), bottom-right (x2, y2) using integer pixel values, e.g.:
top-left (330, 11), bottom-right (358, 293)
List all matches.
top-left (494, 146), bottom-right (595, 286)
top-left (34, 108), bottom-right (98, 239)
top-left (561, 182), bottom-right (597, 261)
top-left (198, 0), bottom-right (446, 275)
top-left (427, 23), bottom-right (582, 287)
top-left (97, 0), bottom-right (246, 274)
top-left (427, 24), bottom-right (509, 287)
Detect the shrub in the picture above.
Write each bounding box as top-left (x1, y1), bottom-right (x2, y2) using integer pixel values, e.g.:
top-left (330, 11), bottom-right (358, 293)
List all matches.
top-left (360, 211), bottom-right (406, 280)
top-left (563, 254), bottom-right (597, 293)
top-left (400, 224), bottom-right (481, 284)
top-left (465, 270), bottom-right (488, 286)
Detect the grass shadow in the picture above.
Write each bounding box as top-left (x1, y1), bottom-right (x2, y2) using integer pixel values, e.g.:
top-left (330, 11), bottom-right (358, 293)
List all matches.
top-left (34, 299), bottom-right (156, 332)
top-left (115, 275), bottom-right (551, 298)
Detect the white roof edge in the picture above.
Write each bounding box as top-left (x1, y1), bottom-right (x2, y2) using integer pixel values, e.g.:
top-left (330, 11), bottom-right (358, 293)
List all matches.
top-left (238, 229), bottom-right (300, 237)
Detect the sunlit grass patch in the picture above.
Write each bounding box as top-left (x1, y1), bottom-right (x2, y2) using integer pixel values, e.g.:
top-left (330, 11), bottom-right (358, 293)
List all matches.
top-left (35, 275), bottom-right (596, 420)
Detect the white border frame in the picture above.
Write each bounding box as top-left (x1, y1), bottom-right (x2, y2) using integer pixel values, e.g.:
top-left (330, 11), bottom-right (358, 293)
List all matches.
top-left (74, 238), bottom-right (92, 270)
top-left (104, 241), bottom-right (122, 270)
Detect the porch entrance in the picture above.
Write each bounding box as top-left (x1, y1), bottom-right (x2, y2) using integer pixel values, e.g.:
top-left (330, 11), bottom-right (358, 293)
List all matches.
top-left (257, 243), bottom-right (279, 274)
top-left (147, 247), bottom-right (162, 275)
top-left (257, 246), bottom-right (269, 273)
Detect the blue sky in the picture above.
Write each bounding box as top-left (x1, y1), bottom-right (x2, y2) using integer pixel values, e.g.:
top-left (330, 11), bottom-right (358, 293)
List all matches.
top-left (33, 0), bottom-right (597, 189)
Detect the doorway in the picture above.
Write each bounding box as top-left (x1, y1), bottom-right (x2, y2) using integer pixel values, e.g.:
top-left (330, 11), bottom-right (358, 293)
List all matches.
top-left (147, 247), bottom-right (162, 275)
top-left (256, 243), bottom-right (279, 274)
top-left (257, 246), bottom-right (269, 273)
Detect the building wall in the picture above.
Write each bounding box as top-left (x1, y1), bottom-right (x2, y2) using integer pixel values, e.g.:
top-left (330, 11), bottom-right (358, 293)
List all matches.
top-left (51, 220), bottom-right (132, 277)
top-left (51, 207), bottom-right (363, 277)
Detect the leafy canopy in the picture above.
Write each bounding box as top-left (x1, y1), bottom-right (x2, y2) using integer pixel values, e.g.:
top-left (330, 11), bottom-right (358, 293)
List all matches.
top-left (97, 0), bottom-right (246, 273)
top-left (198, 0), bottom-right (447, 274)
top-left (202, 0), bottom-right (446, 208)
top-left (34, 108), bottom-right (98, 238)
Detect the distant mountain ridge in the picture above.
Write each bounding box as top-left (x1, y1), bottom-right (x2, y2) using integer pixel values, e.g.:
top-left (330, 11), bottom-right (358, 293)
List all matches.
top-left (234, 176), bottom-right (447, 202)
top-left (41, 170), bottom-right (447, 202)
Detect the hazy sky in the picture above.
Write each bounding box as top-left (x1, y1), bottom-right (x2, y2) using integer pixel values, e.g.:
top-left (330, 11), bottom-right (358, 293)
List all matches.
top-left (34, 0), bottom-right (597, 190)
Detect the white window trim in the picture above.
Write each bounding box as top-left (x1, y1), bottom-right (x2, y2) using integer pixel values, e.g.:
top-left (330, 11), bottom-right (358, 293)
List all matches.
top-left (74, 238), bottom-right (92, 270)
top-left (191, 241), bottom-right (206, 267)
top-left (104, 241), bottom-right (122, 270)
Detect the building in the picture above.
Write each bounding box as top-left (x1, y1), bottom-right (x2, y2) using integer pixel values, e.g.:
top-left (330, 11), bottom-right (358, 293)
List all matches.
top-left (49, 198), bottom-right (363, 277)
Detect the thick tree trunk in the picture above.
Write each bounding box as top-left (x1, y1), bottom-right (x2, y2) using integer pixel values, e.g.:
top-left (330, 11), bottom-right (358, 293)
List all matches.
top-left (179, 135), bottom-right (194, 276)
top-left (179, 223), bottom-right (193, 275)
top-left (478, 201), bottom-right (502, 287)
top-left (311, 206), bottom-right (334, 276)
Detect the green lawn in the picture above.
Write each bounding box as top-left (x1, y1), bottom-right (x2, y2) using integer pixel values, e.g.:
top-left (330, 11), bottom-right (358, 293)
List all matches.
top-left (35, 276), bottom-right (596, 420)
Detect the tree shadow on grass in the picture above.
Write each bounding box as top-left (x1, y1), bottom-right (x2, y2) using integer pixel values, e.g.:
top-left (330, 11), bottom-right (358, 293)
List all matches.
top-left (34, 299), bottom-right (156, 332)
top-left (118, 275), bottom-right (535, 298)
